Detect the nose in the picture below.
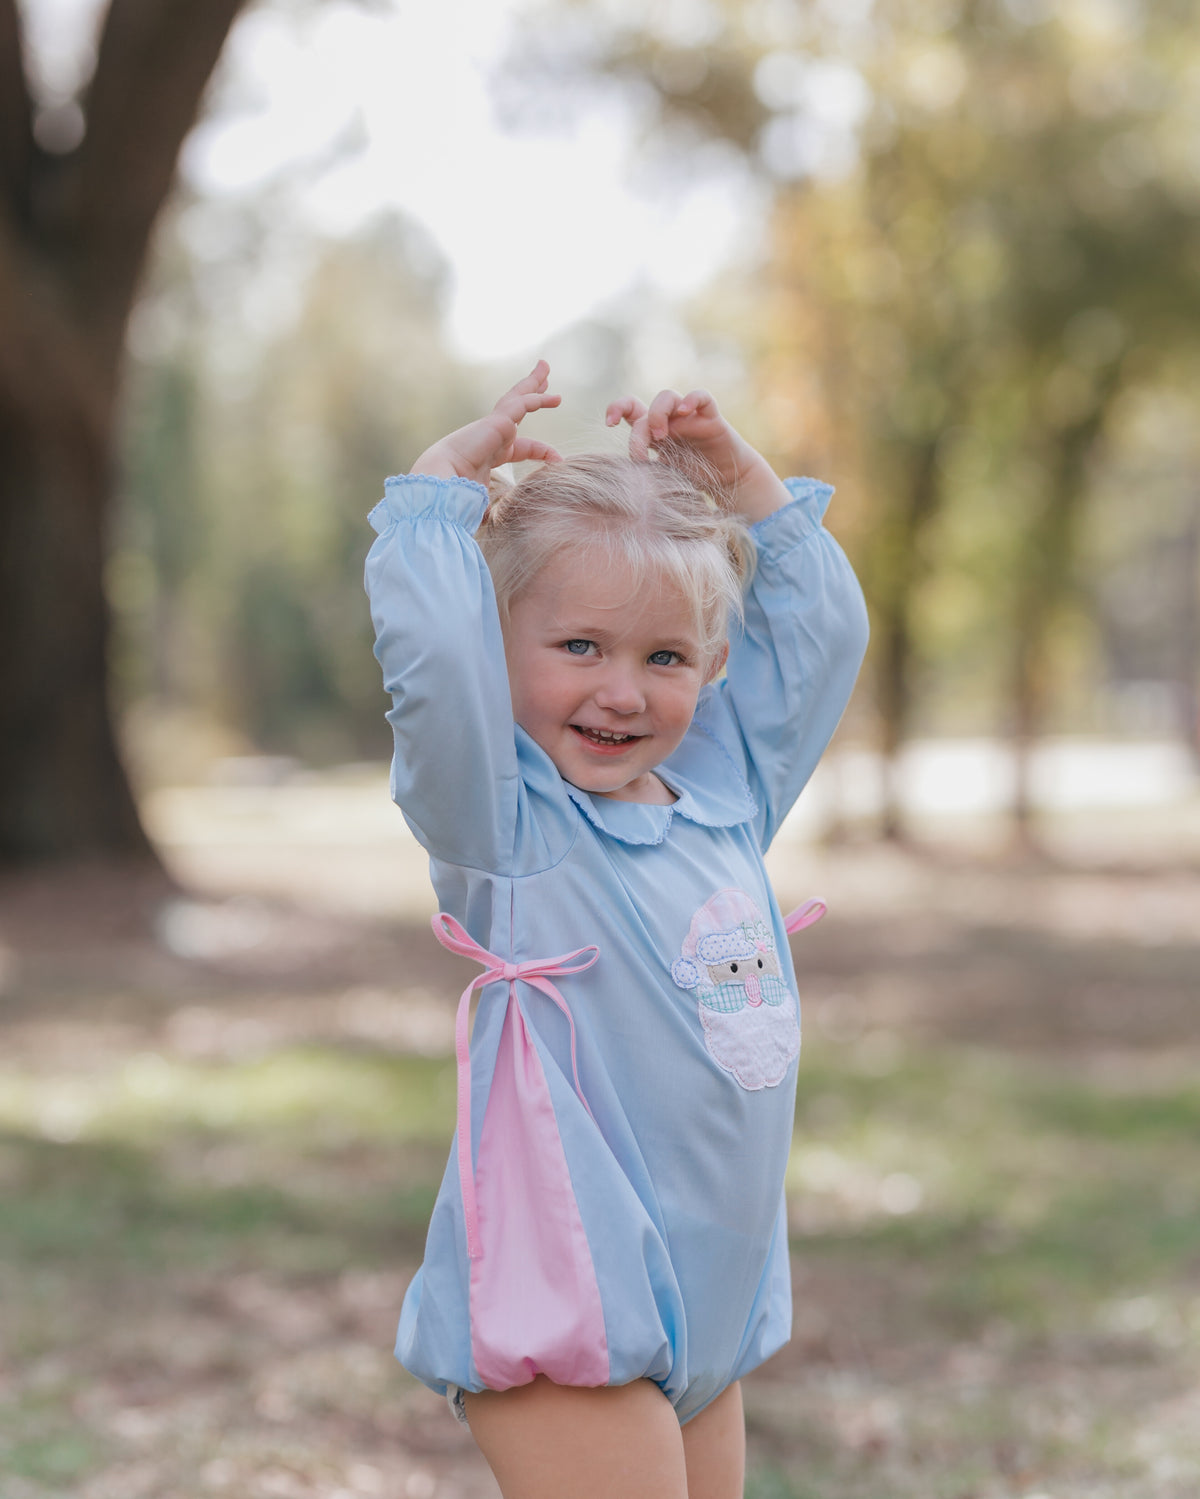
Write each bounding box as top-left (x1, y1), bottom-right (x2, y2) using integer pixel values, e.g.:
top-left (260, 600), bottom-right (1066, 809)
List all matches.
top-left (593, 662), bottom-right (645, 715)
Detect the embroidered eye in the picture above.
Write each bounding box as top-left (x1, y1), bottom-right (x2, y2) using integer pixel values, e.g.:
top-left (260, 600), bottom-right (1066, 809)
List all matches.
top-left (729, 962), bottom-right (738, 973)
top-left (757, 958), bottom-right (764, 969)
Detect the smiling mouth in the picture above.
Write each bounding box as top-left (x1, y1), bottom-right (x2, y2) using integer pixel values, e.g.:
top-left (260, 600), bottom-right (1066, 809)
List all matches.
top-left (571, 725), bottom-right (642, 748)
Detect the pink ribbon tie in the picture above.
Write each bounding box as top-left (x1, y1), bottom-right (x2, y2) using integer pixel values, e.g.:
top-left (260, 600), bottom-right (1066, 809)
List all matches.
top-left (784, 897), bottom-right (826, 934)
top-left (431, 912), bottom-right (600, 1260)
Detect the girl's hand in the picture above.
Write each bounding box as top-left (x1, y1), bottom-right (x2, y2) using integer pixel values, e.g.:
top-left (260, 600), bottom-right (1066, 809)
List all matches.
top-left (411, 361), bottom-right (563, 485)
top-left (605, 388), bottom-right (791, 522)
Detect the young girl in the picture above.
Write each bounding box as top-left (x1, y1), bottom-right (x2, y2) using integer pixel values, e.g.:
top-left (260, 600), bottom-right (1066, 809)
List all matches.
top-left (365, 362), bottom-right (868, 1499)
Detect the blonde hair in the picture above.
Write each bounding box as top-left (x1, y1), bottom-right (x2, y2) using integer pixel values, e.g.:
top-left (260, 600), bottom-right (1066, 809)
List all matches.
top-left (478, 448), bottom-right (756, 663)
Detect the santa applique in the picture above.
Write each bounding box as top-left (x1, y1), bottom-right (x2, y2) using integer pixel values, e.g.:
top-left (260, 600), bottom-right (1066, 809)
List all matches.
top-left (670, 889), bottom-right (801, 1090)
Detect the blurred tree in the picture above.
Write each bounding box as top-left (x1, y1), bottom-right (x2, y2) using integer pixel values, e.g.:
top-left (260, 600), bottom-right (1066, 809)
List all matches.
top-left (116, 208), bottom-right (479, 767)
top-left (0, 0), bottom-right (247, 865)
top-left (202, 213), bottom-right (480, 762)
top-left (118, 349), bottom-right (202, 705)
top-left (510, 0), bottom-right (1200, 840)
top-left (1083, 373), bottom-right (1200, 766)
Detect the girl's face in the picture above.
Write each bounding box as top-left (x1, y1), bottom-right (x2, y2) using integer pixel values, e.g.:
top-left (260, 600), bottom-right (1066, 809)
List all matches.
top-left (503, 549), bottom-right (726, 802)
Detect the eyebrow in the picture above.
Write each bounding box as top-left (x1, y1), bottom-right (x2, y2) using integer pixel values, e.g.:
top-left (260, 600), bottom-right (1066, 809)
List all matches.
top-left (549, 618), bottom-right (700, 653)
top-left (645, 638), bottom-right (700, 656)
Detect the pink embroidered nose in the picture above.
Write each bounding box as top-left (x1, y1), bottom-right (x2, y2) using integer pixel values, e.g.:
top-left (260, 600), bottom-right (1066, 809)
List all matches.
top-left (744, 974), bottom-right (763, 1006)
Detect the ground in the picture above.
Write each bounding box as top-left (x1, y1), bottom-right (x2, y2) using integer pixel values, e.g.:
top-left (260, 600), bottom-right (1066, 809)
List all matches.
top-left (1, 776), bottom-right (1198, 1498)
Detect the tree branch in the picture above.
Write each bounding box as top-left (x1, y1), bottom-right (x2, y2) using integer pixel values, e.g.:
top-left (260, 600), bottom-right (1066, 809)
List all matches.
top-left (66, 0), bottom-right (249, 373)
top-left (0, 0), bottom-right (33, 228)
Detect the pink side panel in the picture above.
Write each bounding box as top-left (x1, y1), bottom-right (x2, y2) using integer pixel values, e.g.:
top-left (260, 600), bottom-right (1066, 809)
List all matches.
top-left (469, 994), bottom-right (610, 1390)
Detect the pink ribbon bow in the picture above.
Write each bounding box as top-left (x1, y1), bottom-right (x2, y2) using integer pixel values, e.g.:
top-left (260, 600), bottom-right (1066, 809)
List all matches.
top-left (431, 912), bottom-right (600, 1260)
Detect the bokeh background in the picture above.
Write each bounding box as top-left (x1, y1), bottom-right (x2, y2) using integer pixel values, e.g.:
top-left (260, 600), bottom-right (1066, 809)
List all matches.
top-left (1, 2), bottom-right (1198, 1497)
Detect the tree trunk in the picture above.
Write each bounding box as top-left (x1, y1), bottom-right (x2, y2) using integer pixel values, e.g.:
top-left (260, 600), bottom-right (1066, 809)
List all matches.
top-left (0, 381), bottom-right (152, 859)
top-left (0, 0), bottom-right (248, 867)
top-left (1007, 372), bottom-right (1121, 848)
top-left (871, 433), bottom-right (942, 841)
top-left (1172, 491), bottom-right (1200, 769)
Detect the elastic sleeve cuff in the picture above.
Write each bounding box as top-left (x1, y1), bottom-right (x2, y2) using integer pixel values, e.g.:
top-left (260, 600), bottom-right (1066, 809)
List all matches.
top-left (368, 473), bottom-right (490, 535)
top-left (748, 477), bottom-right (835, 555)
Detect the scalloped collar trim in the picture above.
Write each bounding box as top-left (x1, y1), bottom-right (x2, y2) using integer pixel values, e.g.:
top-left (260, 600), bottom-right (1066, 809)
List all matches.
top-left (563, 717), bottom-right (757, 846)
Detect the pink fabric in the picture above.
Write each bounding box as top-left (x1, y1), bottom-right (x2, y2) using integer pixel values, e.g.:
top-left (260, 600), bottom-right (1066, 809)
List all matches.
top-left (784, 897), bottom-right (826, 934)
top-left (470, 989), bottom-right (610, 1387)
top-left (431, 912), bottom-right (599, 1259)
top-left (430, 913), bottom-right (610, 1389)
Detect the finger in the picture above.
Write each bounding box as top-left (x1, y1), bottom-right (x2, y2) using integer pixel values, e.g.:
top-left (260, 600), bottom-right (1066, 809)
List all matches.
top-left (520, 360), bottom-right (558, 401)
top-left (605, 396), bottom-right (648, 428)
top-left (515, 358), bottom-right (551, 394)
top-left (497, 389), bottom-right (561, 415)
top-left (495, 359), bottom-right (559, 411)
top-left (646, 388), bottom-right (683, 442)
top-left (493, 387), bottom-right (561, 425)
top-left (510, 438), bottom-right (563, 464)
top-left (627, 412), bottom-right (653, 463)
top-left (677, 388), bottom-right (716, 418)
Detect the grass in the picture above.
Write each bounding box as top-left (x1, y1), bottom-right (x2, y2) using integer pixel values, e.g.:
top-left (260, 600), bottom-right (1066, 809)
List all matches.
top-left (2, 1026), bottom-right (1198, 1498)
top-left (789, 1041), bottom-right (1200, 1330)
top-left (755, 1037), bottom-right (1200, 1497)
top-left (0, 1046), bottom-right (456, 1284)
top-left (0, 1045), bottom-right (458, 1149)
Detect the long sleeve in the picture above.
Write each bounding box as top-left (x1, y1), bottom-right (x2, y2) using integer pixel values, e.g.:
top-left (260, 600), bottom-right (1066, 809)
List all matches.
top-left (364, 474), bottom-right (529, 872)
top-left (698, 477), bottom-right (869, 850)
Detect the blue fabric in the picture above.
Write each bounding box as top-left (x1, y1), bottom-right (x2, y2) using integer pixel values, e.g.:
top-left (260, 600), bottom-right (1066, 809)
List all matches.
top-left (365, 471), bottom-right (869, 1424)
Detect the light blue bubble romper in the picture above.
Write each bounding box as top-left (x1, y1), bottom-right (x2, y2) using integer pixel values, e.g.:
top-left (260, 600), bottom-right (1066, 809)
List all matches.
top-left (365, 471), bottom-right (868, 1424)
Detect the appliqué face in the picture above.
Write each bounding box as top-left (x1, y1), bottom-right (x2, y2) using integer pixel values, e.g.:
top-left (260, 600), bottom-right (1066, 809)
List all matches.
top-left (671, 888), bottom-right (800, 1090)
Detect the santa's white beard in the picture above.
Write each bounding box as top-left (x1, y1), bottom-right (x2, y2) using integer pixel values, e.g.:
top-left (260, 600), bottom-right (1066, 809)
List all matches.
top-left (699, 999), bottom-right (799, 1090)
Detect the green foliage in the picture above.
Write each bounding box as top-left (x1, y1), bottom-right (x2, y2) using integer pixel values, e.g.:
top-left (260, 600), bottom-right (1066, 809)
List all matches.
top-left (116, 210), bottom-right (483, 768)
top-left (109, 1), bottom-right (1200, 795)
top-left (520, 0), bottom-right (1200, 786)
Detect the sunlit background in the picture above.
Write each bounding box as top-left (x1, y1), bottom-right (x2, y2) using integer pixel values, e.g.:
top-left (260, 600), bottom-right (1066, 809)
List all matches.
top-left (4, 3), bottom-right (1200, 1497)
top-left (23, 0), bottom-right (1200, 842)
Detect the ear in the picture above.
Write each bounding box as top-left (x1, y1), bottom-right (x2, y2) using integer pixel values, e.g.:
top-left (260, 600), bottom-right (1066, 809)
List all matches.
top-left (703, 641), bottom-right (730, 685)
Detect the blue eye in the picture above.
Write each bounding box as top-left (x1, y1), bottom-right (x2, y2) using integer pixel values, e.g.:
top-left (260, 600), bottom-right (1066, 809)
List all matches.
top-left (565, 639), bottom-right (593, 655)
top-left (648, 650), bottom-right (680, 666)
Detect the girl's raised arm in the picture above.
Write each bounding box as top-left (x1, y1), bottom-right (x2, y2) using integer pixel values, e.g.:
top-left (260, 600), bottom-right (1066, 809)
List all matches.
top-left (609, 386), bottom-right (868, 848)
top-left (364, 364), bottom-right (567, 873)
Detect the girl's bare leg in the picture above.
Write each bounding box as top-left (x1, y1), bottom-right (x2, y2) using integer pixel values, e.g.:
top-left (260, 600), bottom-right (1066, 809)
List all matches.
top-left (463, 1376), bottom-right (689, 1499)
top-left (681, 1381), bottom-right (745, 1499)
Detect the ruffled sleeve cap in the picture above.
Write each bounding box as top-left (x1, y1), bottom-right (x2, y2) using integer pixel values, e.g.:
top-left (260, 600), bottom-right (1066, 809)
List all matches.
top-left (368, 473), bottom-right (490, 535)
top-left (750, 477), bottom-right (835, 558)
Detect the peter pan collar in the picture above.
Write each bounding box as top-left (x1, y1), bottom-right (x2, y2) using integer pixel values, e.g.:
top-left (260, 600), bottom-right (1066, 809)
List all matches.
top-left (563, 717), bottom-right (758, 846)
